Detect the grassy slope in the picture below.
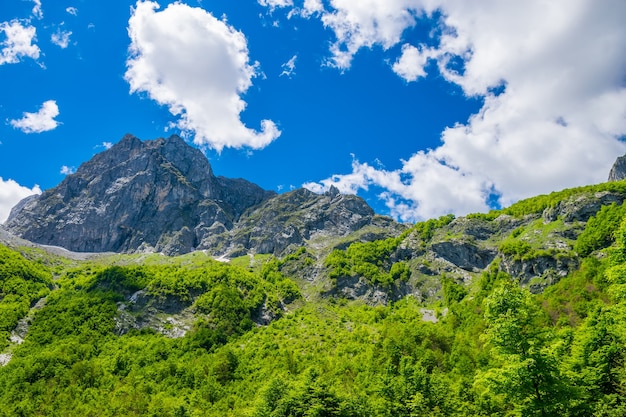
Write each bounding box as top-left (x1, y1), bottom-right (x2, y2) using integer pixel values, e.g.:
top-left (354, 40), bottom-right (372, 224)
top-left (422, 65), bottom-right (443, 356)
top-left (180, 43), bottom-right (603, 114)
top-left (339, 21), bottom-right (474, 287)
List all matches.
top-left (0, 181), bottom-right (625, 416)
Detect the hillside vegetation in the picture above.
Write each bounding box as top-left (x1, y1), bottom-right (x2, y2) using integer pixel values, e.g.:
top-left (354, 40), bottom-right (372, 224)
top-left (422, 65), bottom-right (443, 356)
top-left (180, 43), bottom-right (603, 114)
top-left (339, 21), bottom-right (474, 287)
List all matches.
top-left (1, 181), bottom-right (626, 416)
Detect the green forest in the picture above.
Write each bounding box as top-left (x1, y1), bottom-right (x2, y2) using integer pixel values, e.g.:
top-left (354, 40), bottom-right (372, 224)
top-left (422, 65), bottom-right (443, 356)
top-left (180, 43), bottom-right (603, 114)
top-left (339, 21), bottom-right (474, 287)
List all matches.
top-left (1, 183), bottom-right (626, 416)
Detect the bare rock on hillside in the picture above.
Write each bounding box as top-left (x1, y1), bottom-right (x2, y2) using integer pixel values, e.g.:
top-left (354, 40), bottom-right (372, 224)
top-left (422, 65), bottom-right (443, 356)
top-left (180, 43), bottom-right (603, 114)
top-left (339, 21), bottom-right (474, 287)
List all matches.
top-left (5, 134), bottom-right (399, 257)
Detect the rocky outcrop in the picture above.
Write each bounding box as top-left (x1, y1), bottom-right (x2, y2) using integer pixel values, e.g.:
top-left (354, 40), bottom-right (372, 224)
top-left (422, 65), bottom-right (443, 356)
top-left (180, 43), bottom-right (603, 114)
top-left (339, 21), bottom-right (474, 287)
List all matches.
top-left (500, 252), bottom-right (578, 292)
top-left (542, 191), bottom-right (625, 223)
top-left (431, 240), bottom-right (497, 272)
top-left (200, 187), bottom-right (401, 257)
top-left (608, 154), bottom-right (626, 181)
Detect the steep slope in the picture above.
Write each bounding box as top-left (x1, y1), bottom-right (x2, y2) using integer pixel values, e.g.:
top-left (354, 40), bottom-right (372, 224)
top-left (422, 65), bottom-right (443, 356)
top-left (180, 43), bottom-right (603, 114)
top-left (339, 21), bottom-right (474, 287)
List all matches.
top-left (608, 152), bottom-right (626, 181)
top-left (2, 180), bottom-right (626, 416)
top-left (289, 181), bottom-right (626, 303)
top-left (5, 134), bottom-right (274, 255)
top-left (200, 186), bottom-right (404, 257)
top-left (5, 134), bottom-right (399, 257)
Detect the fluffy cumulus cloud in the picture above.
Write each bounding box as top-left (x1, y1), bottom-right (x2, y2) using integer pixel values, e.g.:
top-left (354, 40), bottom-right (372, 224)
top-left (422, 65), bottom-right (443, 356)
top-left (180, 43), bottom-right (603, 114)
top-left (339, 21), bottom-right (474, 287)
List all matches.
top-left (287, 0), bottom-right (626, 221)
top-left (261, 0), bottom-right (322, 20)
top-left (0, 178), bottom-right (41, 224)
top-left (392, 43), bottom-right (434, 82)
top-left (125, 1), bottom-right (281, 152)
top-left (318, 0), bottom-right (429, 69)
top-left (0, 20), bottom-right (40, 65)
top-left (302, 0), bottom-right (324, 16)
top-left (10, 100), bottom-right (60, 134)
top-left (66, 7), bottom-right (79, 16)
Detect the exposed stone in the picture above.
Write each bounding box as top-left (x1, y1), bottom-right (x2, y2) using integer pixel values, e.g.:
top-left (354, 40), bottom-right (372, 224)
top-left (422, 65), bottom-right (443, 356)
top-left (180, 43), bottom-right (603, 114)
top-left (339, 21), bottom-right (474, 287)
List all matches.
top-left (0, 354), bottom-right (11, 367)
top-left (431, 240), bottom-right (497, 272)
top-left (6, 134), bottom-right (396, 258)
top-left (199, 188), bottom-right (403, 257)
top-left (608, 154), bottom-right (626, 181)
top-left (329, 275), bottom-right (391, 305)
top-left (420, 308), bottom-right (438, 323)
top-left (500, 253), bottom-right (578, 291)
top-left (446, 216), bottom-right (521, 241)
top-left (6, 134), bottom-right (276, 255)
top-left (542, 191), bottom-right (624, 223)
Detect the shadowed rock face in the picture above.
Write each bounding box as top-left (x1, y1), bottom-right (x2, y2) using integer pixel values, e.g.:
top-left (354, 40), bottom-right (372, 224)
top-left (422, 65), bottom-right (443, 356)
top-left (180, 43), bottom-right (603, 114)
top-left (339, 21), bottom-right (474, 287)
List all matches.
top-left (200, 187), bottom-right (398, 257)
top-left (431, 241), bottom-right (497, 272)
top-left (5, 134), bottom-right (391, 256)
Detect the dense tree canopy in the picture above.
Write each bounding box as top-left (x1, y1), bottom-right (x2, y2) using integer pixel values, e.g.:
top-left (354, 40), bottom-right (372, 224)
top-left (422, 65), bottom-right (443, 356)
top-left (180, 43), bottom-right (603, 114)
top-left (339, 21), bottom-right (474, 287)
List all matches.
top-left (1, 185), bottom-right (626, 416)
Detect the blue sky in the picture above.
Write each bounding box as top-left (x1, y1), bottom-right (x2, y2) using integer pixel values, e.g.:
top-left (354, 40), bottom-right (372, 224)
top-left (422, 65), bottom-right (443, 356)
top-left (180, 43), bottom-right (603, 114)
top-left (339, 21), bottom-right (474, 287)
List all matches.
top-left (1, 0), bottom-right (625, 223)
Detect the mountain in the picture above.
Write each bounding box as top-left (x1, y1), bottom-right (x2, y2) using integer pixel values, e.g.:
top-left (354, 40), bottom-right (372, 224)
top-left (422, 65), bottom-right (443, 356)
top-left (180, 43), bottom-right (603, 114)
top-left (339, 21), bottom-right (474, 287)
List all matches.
top-left (5, 134), bottom-right (626, 300)
top-left (2, 141), bottom-right (626, 415)
top-left (200, 186), bottom-right (402, 257)
top-left (4, 134), bottom-right (398, 256)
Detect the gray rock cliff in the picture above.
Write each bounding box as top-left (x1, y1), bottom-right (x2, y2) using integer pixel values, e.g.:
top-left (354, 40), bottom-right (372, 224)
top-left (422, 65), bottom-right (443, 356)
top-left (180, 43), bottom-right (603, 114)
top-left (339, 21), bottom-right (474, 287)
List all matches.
top-left (5, 134), bottom-right (274, 255)
top-left (199, 187), bottom-right (401, 257)
top-left (608, 154), bottom-right (626, 181)
top-left (5, 134), bottom-right (392, 256)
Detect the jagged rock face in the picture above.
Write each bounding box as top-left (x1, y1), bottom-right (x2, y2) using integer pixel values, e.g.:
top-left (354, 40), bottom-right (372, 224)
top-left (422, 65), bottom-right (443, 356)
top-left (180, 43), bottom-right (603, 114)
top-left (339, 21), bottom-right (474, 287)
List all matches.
top-left (500, 253), bottom-right (578, 293)
top-left (608, 154), bottom-right (626, 181)
top-left (5, 134), bottom-right (274, 254)
top-left (542, 191), bottom-right (625, 223)
top-left (6, 134), bottom-right (390, 257)
top-left (430, 241), bottom-right (497, 272)
top-left (198, 187), bottom-right (398, 256)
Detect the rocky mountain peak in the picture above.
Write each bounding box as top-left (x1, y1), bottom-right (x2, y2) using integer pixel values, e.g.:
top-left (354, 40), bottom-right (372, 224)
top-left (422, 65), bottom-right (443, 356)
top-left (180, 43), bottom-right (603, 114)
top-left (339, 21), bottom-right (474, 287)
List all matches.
top-left (5, 134), bottom-right (273, 254)
top-left (83, 134), bottom-right (217, 198)
top-left (5, 134), bottom-right (392, 257)
top-left (608, 153), bottom-right (626, 182)
top-left (325, 185), bottom-right (340, 197)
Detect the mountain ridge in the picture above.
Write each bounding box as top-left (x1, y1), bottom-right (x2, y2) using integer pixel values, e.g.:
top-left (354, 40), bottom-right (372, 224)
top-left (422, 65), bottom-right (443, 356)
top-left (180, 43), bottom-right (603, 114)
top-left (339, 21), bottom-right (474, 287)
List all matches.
top-left (5, 134), bottom-right (397, 257)
top-left (2, 148), bottom-right (626, 416)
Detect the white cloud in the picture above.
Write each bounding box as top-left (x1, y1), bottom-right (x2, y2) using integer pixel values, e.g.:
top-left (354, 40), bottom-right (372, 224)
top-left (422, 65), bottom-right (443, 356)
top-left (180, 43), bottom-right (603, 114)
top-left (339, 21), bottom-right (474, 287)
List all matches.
top-left (32, 0), bottom-right (43, 20)
top-left (280, 54), bottom-right (297, 77)
top-left (392, 43), bottom-right (433, 82)
top-left (51, 29), bottom-right (72, 49)
top-left (10, 100), bottom-right (60, 134)
top-left (0, 178), bottom-right (41, 224)
top-left (301, 0), bottom-right (626, 220)
top-left (66, 7), bottom-right (79, 16)
top-left (102, 141), bottom-right (113, 149)
top-left (302, 0), bottom-right (324, 17)
top-left (60, 165), bottom-right (75, 175)
top-left (319, 0), bottom-right (427, 69)
top-left (0, 20), bottom-right (40, 65)
top-left (262, 0), bottom-right (323, 19)
top-left (258, 0), bottom-right (293, 12)
top-left (125, 1), bottom-right (281, 152)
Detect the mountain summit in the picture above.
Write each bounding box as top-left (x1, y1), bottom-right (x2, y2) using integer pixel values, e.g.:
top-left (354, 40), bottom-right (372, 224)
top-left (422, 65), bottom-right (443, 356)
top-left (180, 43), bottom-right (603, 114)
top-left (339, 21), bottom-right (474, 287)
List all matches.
top-left (5, 135), bottom-right (392, 255)
top-left (608, 153), bottom-right (626, 182)
top-left (5, 134), bottom-right (274, 254)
